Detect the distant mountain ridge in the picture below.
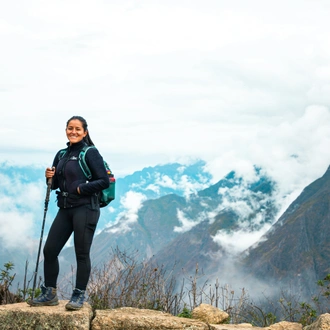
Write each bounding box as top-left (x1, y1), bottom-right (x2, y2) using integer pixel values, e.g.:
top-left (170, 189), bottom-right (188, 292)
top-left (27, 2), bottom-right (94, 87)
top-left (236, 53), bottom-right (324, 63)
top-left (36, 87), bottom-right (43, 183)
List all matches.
top-left (58, 167), bottom-right (279, 286)
top-left (97, 160), bottom-right (212, 229)
top-left (0, 160), bottom-right (212, 234)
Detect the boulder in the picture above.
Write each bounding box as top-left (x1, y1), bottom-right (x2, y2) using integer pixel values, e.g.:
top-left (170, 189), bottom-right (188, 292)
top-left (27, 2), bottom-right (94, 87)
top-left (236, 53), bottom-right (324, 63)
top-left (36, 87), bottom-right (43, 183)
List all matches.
top-left (92, 307), bottom-right (211, 330)
top-left (192, 303), bottom-right (229, 324)
top-left (211, 324), bottom-right (259, 329)
top-left (212, 321), bottom-right (302, 330)
top-left (303, 313), bottom-right (330, 330)
top-left (0, 300), bottom-right (93, 330)
top-left (268, 321), bottom-right (302, 329)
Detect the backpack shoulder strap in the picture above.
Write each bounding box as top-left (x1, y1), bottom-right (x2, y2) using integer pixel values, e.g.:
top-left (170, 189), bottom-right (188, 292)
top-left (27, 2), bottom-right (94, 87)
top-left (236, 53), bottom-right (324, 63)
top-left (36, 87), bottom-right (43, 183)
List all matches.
top-left (58, 148), bottom-right (68, 160)
top-left (78, 146), bottom-right (95, 180)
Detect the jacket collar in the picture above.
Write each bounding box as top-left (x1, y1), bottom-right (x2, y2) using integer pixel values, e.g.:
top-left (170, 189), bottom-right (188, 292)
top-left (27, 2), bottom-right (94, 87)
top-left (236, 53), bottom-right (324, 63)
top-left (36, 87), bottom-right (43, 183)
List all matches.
top-left (66, 140), bottom-right (87, 152)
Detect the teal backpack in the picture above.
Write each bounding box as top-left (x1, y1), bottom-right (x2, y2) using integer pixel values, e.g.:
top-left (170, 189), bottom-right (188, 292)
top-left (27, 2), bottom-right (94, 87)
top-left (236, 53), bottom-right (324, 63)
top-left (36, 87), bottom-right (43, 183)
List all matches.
top-left (59, 146), bottom-right (115, 207)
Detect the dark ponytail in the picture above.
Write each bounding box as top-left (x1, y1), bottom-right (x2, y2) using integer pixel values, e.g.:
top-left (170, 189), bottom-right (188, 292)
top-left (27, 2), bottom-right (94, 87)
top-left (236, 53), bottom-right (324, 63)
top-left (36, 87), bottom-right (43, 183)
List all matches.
top-left (66, 115), bottom-right (95, 146)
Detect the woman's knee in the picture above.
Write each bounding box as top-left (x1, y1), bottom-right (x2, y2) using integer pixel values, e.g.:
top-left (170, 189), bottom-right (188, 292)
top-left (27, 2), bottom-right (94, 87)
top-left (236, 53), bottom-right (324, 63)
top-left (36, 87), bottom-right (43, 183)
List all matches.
top-left (43, 242), bottom-right (58, 259)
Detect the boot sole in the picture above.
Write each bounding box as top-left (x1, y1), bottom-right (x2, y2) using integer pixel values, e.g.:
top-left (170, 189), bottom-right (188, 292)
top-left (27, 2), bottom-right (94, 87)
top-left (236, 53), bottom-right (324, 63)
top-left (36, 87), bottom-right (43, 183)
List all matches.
top-left (27, 300), bottom-right (59, 307)
top-left (65, 303), bottom-right (83, 311)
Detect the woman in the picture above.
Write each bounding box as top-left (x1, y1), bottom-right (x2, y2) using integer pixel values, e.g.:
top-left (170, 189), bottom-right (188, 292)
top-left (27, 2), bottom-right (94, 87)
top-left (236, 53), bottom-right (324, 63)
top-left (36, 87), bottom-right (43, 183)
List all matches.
top-left (28, 116), bottom-right (109, 310)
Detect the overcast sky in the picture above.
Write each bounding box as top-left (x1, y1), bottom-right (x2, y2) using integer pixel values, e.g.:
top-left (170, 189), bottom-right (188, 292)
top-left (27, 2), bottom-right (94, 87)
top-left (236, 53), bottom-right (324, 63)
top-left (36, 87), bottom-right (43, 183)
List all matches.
top-left (1, 0), bottom-right (330, 200)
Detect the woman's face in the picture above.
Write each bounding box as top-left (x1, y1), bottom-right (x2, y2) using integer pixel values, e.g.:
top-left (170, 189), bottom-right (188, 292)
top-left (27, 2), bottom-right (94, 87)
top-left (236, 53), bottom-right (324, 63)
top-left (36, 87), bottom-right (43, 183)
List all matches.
top-left (66, 119), bottom-right (87, 145)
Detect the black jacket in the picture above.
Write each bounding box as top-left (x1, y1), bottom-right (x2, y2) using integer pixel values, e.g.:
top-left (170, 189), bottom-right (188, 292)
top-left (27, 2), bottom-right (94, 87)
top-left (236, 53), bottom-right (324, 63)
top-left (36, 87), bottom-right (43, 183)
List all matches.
top-left (50, 141), bottom-right (109, 209)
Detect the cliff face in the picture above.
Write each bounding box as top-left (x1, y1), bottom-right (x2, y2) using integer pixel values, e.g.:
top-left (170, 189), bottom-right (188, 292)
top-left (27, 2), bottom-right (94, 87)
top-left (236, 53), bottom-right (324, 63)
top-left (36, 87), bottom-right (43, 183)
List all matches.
top-left (241, 166), bottom-right (330, 293)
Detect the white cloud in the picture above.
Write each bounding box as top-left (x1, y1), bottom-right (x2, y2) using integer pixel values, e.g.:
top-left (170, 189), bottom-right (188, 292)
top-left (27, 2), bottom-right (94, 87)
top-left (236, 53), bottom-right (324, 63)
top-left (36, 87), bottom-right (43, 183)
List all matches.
top-left (174, 206), bottom-right (223, 233)
top-left (0, 211), bottom-right (35, 249)
top-left (178, 175), bottom-right (206, 199)
top-left (145, 183), bottom-right (160, 194)
top-left (174, 209), bottom-right (195, 233)
top-left (212, 225), bottom-right (272, 255)
top-left (106, 191), bottom-right (147, 234)
top-left (0, 173), bottom-right (45, 250)
top-left (204, 106), bottom-right (330, 213)
top-left (154, 174), bottom-right (177, 189)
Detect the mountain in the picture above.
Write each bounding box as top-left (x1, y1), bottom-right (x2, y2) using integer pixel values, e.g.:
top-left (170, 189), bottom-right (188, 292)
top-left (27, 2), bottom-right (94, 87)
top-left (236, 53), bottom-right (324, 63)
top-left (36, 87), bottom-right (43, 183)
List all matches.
top-left (91, 160), bottom-right (212, 230)
top-left (241, 165), bottom-right (330, 295)
top-left (148, 169), bottom-right (278, 278)
top-left (57, 167), bottom-right (279, 287)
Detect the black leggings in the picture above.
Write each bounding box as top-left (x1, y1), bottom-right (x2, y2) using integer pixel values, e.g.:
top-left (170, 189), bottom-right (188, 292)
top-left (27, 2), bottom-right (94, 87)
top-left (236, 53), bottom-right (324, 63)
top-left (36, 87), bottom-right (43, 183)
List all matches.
top-left (43, 204), bottom-right (100, 290)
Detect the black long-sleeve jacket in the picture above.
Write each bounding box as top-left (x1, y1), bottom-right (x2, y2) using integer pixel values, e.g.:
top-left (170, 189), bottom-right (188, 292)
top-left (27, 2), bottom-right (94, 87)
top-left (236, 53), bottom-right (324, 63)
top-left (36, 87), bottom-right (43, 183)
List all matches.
top-left (50, 140), bottom-right (109, 209)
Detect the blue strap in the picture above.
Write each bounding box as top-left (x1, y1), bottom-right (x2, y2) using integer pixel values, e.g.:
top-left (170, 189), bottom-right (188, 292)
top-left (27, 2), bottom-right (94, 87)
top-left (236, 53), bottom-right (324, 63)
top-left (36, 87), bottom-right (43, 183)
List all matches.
top-left (78, 146), bottom-right (95, 180)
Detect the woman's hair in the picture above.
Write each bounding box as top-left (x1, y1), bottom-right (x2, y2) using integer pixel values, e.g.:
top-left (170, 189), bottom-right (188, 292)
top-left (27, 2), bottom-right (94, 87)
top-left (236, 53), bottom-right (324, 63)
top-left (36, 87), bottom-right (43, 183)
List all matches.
top-left (66, 115), bottom-right (95, 146)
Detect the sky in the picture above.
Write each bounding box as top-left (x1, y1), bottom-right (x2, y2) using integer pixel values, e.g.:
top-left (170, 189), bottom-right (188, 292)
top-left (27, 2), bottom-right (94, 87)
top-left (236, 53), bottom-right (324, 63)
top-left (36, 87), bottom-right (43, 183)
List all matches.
top-left (2, 1), bottom-right (330, 252)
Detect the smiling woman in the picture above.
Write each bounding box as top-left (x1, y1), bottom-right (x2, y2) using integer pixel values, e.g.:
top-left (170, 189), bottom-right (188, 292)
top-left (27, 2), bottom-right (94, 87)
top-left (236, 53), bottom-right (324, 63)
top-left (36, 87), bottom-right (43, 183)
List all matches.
top-left (27, 115), bottom-right (110, 311)
top-left (66, 118), bottom-right (88, 145)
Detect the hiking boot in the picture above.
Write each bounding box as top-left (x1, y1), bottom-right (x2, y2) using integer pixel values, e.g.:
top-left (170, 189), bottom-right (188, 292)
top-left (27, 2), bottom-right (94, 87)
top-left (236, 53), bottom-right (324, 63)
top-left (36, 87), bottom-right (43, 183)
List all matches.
top-left (65, 288), bottom-right (85, 310)
top-left (27, 285), bottom-right (59, 307)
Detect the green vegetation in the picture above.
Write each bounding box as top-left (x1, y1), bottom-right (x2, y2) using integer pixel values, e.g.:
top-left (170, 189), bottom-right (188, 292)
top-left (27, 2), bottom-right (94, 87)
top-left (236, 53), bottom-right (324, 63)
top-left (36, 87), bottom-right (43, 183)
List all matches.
top-left (177, 306), bottom-right (192, 318)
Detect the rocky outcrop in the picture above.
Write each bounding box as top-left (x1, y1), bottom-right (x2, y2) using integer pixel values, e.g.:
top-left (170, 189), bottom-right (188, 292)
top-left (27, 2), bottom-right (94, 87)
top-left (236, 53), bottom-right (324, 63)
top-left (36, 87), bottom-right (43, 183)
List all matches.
top-left (92, 307), bottom-right (211, 329)
top-left (267, 321), bottom-right (302, 330)
top-left (0, 301), bottom-right (329, 329)
top-left (0, 300), bottom-right (93, 330)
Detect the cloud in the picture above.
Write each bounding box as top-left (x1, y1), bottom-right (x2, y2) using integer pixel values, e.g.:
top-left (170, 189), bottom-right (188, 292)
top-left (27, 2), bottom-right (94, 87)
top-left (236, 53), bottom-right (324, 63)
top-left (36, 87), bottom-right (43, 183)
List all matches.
top-left (0, 211), bottom-right (35, 249)
top-left (0, 172), bottom-right (45, 250)
top-left (204, 106), bottom-right (330, 211)
top-left (212, 225), bottom-right (272, 255)
top-left (128, 167), bottom-right (211, 199)
top-left (106, 191), bottom-right (147, 234)
top-left (145, 183), bottom-right (160, 194)
top-left (174, 209), bottom-right (196, 233)
top-left (199, 168), bottom-right (279, 252)
top-left (153, 173), bottom-right (210, 198)
top-left (174, 205), bottom-right (224, 233)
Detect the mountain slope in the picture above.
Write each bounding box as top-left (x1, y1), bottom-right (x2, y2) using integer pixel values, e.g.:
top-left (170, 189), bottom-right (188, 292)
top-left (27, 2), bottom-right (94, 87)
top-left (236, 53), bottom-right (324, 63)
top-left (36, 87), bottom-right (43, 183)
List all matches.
top-left (241, 165), bottom-right (330, 294)
top-left (150, 171), bottom-right (278, 277)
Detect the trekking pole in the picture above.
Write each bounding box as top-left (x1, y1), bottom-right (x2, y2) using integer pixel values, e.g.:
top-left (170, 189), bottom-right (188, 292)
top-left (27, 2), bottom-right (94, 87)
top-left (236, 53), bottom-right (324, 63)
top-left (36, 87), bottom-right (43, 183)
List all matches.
top-left (31, 177), bottom-right (52, 299)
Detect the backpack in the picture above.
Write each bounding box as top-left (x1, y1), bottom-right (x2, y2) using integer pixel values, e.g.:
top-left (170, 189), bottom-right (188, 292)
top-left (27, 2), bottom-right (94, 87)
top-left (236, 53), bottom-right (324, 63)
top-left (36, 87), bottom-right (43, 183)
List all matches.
top-left (58, 146), bottom-right (115, 207)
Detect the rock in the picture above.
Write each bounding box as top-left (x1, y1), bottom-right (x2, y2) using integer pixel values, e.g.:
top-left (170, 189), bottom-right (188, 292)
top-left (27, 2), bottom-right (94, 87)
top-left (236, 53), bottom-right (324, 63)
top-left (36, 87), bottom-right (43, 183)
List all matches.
top-left (303, 313), bottom-right (330, 330)
top-left (192, 303), bottom-right (229, 324)
top-left (212, 321), bottom-right (302, 330)
top-left (211, 324), bottom-right (259, 330)
top-left (0, 300), bottom-right (93, 330)
top-left (267, 321), bottom-right (303, 329)
top-left (91, 307), bottom-right (211, 330)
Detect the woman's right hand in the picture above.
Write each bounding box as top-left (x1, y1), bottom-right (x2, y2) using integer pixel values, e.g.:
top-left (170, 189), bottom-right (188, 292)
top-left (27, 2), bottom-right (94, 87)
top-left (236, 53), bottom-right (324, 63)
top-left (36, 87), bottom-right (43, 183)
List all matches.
top-left (45, 167), bottom-right (55, 179)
